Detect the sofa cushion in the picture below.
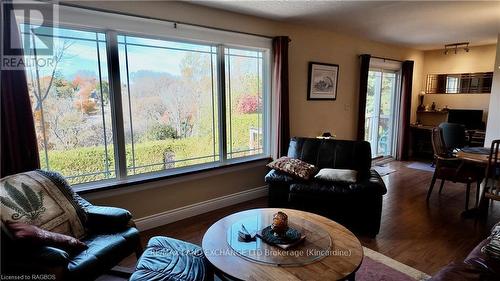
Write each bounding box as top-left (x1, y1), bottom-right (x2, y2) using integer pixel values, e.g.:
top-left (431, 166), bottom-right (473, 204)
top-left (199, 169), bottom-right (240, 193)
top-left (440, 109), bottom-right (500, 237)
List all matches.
top-left (350, 170), bottom-right (387, 195)
top-left (287, 137), bottom-right (372, 178)
top-left (315, 168), bottom-right (358, 183)
top-left (5, 221), bottom-right (87, 253)
top-left (267, 157), bottom-right (318, 180)
top-left (0, 170), bottom-right (86, 239)
top-left (130, 236), bottom-right (211, 281)
top-left (68, 227), bottom-right (140, 280)
top-left (290, 181), bottom-right (353, 195)
top-left (290, 171), bottom-right (385, 196)
top-left (264, 169), bottom-right (296, 184)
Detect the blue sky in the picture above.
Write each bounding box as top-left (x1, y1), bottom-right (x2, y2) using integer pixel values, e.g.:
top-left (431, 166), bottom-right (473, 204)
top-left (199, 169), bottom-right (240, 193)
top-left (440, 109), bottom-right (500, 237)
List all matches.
top-left (43, 38), bottom-right (187, 79)
top-left (22, 24), bottom-right (194, 80)
top-left (21, 24), bottom-right (262, 86)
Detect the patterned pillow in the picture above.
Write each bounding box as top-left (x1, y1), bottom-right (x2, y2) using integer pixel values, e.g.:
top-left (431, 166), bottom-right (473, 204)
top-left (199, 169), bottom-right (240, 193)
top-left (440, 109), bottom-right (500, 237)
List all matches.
top-left (0, 170), bottom-right (86, 239)
top-left (6, 221), bottom-right (88, 253)
top-left (267, 157), bottom-right (318, 180)
top-left (482, 224), bottom-right (500, 260)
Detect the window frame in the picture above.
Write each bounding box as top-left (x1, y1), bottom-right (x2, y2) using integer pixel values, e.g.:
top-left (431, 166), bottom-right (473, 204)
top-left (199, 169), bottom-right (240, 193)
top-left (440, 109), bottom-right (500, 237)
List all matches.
top-left (367, 58), bottom-right (403, 159)
top-left (223, 45), bottom-right (271, 160)
top-left (17, 3), bottom-right (273, 189)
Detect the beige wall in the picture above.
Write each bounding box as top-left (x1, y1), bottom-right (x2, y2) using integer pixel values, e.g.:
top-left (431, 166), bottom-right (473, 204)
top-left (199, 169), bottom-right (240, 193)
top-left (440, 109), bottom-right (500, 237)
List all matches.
top-left (287, 28), bottom-right (423, 136)
top-left (87, 163), bottom-right (269, 219)
top-left (485, 36), bottom-right (500, 146)
top-left (418, 44), bottom-right (496, 121)
top-left (70, 1), bottom-right (424, 219)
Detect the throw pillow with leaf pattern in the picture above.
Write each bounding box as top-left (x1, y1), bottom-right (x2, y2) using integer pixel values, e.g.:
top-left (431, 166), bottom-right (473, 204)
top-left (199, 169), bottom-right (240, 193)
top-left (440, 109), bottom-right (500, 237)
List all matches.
top-left (1, 170), bottom-right (86, 239)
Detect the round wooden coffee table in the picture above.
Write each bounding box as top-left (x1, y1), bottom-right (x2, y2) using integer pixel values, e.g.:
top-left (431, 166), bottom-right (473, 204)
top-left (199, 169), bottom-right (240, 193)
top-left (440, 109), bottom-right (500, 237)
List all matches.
top-left (202, 208), bottom-right (363, 281)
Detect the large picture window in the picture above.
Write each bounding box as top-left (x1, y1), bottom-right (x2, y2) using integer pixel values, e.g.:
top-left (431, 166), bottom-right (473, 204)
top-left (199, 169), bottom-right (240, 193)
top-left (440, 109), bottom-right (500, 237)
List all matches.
top-left (19, 5), bottom-right (271, 187)
top-left (22, 25), bottom-right (115, 184)
top-left (118, 35), bottom-right (219, 176)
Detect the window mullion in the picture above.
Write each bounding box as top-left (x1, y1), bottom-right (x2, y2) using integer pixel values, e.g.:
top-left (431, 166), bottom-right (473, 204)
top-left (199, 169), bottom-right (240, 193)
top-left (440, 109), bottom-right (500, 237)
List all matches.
top-left (216, 45), bottom-right (228, 163)
top-left (263, 51), bottom-right (271, 157)
top-left (95, 33), bottom-right (110, 179)
top-left (105, 31), bottom-right (127, 179)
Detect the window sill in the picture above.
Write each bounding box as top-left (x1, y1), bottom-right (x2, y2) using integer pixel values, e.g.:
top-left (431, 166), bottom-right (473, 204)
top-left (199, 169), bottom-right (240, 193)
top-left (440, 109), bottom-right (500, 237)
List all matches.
top-left (75, 156), bottom-right (272, 195)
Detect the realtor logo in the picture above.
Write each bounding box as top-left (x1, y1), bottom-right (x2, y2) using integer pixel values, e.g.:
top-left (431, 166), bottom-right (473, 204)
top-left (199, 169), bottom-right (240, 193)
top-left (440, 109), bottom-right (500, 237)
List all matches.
top-left (1, 1), bottom-right (58, 70)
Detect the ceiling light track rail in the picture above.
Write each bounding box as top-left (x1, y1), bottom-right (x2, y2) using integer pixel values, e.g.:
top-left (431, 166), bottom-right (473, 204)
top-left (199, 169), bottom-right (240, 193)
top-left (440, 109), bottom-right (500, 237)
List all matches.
top-left (444, 42), bottom-right (470, 55)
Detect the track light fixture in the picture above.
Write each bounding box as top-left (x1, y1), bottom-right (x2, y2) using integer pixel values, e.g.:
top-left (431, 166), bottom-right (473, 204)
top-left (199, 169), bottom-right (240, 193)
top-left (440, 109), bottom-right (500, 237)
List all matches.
top-left (444, 42), bottom-right (470, 55)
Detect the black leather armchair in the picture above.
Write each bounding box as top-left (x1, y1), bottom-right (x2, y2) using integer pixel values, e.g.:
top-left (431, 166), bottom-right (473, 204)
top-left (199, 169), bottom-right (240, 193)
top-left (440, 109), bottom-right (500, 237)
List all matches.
top-left (1, 182), bottom-right (142, 281)
top-left (265, 137), bottom-right (387, 237)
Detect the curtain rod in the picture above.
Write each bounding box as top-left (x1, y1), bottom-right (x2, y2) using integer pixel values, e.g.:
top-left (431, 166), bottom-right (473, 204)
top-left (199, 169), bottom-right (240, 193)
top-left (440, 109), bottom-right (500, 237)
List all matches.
top-left (370, 55), bottom-right (404, 63)
top-left (56, 2), bottom-right (280, 41)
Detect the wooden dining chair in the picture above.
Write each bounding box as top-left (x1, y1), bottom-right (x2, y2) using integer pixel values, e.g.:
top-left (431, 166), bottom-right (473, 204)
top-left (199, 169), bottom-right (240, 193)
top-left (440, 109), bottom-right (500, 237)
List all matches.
top-left (427, 127), bottom-right (482, 211)
top-left (439, 122), bottom-right (467, 152)
top-left (483, 140), bottom-right (500, 203)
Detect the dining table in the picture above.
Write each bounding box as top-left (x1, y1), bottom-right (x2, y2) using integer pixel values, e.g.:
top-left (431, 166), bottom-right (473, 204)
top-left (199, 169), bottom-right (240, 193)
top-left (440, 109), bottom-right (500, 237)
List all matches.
top-left (456, 148), bottom-right (490, 216)
top-left (456, 150), bottom-right (490, 165)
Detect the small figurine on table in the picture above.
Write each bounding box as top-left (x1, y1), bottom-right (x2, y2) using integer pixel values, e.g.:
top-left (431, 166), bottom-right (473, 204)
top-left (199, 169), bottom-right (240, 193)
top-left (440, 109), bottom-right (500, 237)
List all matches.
top-left (271, 211), bottom-right (289, 237)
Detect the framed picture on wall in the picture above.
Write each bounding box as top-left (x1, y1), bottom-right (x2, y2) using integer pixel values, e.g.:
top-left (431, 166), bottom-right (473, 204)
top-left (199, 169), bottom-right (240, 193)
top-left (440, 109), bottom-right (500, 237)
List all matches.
top-left (307, 62), bottom-right (339, 100)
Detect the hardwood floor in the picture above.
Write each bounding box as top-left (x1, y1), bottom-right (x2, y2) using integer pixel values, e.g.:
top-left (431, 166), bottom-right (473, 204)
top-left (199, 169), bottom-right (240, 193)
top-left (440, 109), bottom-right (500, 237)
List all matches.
top-left (362, 161), bottom-right (500, 274)
top-left (120, 160), bottom-right (500, 276)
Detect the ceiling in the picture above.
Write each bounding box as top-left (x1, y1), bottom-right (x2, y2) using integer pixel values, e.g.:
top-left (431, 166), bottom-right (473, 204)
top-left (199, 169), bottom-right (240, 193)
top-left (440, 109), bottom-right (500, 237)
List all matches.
top-left (189, 0), bottom-right (500, 50)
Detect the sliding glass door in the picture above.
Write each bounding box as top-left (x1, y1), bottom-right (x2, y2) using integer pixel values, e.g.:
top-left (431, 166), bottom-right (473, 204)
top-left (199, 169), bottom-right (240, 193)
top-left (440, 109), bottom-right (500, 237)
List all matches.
top-left (365, 68), bottom-right (400, 158)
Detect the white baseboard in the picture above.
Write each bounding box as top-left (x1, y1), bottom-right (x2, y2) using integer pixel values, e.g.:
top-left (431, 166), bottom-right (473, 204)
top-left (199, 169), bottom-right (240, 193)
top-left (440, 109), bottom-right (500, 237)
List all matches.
top-left (135, 185), bottom-right (268, 231)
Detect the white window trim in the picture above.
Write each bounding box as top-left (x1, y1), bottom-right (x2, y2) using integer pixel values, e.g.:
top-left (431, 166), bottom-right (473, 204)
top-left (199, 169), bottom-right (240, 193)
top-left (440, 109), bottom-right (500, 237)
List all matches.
top-left (19, 2), bottom-right (272, 50)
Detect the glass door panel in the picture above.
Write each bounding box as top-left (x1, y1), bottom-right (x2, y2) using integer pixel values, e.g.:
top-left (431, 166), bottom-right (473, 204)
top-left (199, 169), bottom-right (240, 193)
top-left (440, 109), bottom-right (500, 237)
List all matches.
top-left (365, 69), bottom-right (399, 158)
top-left (365, 71), bottom-right (381, 156)
top-left (378, 71), bottom-right (397, 156)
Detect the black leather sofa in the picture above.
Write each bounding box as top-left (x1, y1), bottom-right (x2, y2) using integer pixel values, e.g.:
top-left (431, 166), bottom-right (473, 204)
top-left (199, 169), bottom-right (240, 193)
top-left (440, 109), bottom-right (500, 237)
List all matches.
top-left (1, 175), bottom-right (142, 281)
top-left (265, 137), bottom-right (387, 237)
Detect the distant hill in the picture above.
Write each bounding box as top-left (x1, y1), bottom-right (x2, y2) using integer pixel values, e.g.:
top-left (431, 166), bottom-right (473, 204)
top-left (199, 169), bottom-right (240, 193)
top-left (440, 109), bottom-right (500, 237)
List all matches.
top-left (65, 70), bottom-right (176, 82)
top-left (67, 70), bottom-right (97, 81)
top-left (130, 70), bottom-right (175, 80)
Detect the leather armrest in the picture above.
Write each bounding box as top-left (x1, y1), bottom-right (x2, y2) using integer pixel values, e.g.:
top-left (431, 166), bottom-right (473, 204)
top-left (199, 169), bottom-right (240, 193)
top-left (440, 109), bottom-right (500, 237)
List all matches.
top-left (349, 169), bottom-right (387, 195)
top-left (34, 246), bottom-right (70, 266)
top-left (85, 205), bottom-right (132, 232)
top-left (265, 169), bottom-right (295, 184)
